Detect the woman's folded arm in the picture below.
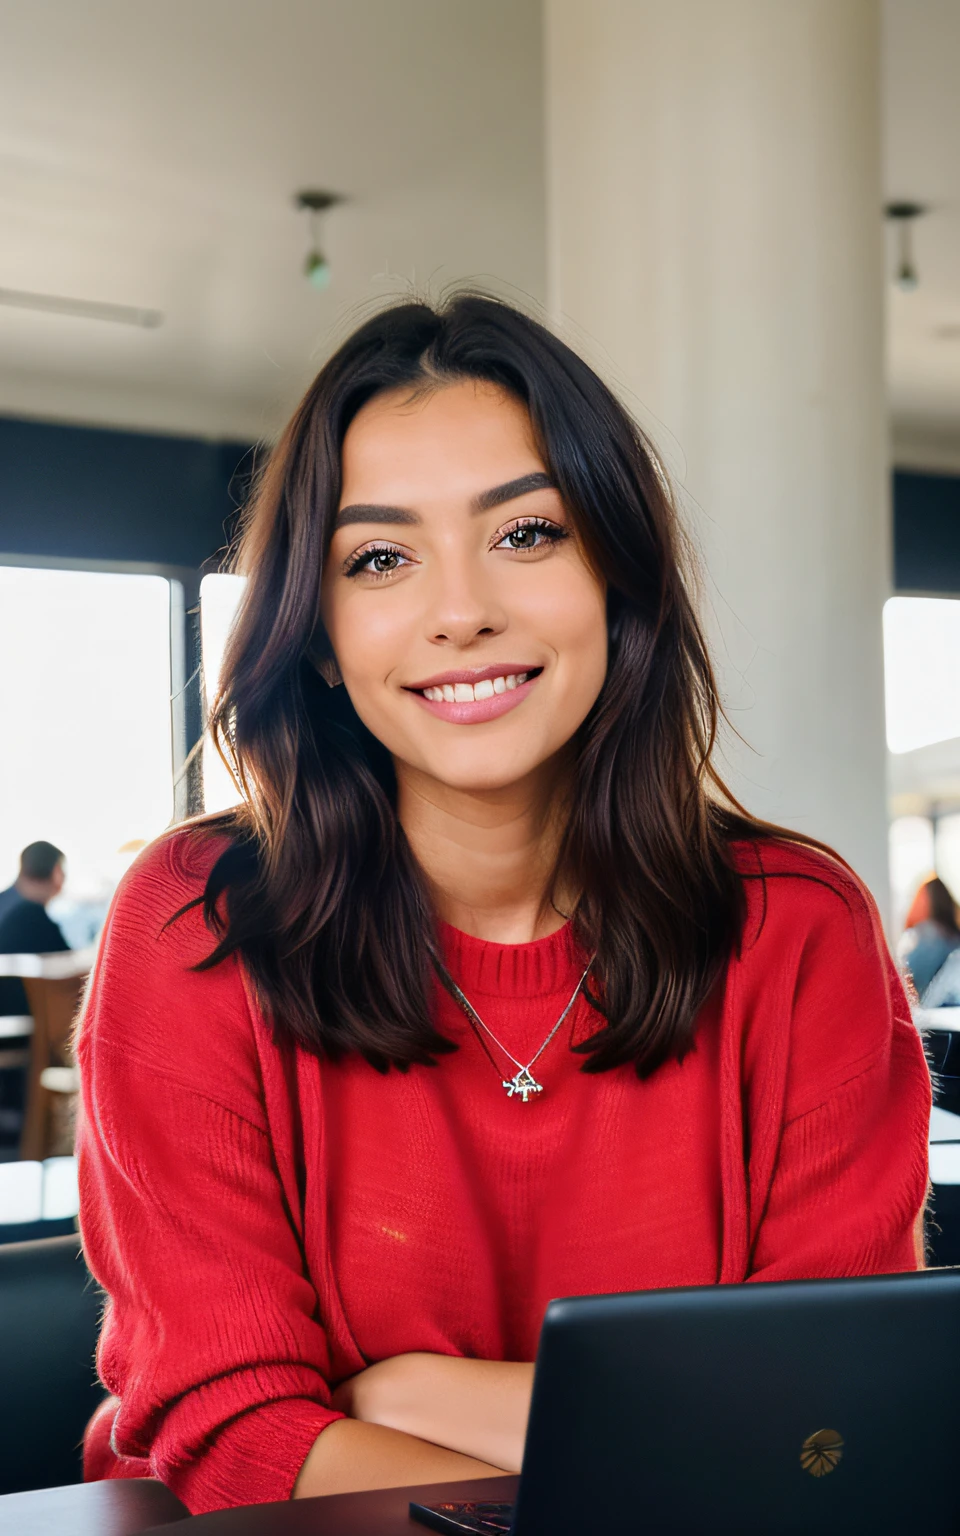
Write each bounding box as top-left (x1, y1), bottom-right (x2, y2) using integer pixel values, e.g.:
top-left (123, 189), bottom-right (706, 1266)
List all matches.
top-left (330, 1354), bottom-right (534, 1474)
top-left (294, 1417), bottom-right (507, 1499)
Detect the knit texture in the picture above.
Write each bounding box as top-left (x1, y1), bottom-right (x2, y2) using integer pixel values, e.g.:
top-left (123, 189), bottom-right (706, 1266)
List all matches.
top-left (76, 831), bottom-right (931, 1513)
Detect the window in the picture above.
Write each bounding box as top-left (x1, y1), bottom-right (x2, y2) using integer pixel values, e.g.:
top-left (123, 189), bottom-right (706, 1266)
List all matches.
top-left (200, 573), bottom-right (246, 814)
top-left (0, 566), bottom-right (175, 937)
top-left (888, 815), bottom-right (935, 936)
top-left (883, 596), bottom-right (960, 755)
top-left (884, 596), bottom-right (960, 932)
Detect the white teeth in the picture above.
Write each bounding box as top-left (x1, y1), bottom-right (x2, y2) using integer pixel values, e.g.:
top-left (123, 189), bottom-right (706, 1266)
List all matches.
top-left (421, 672), bottom-right (535, 703)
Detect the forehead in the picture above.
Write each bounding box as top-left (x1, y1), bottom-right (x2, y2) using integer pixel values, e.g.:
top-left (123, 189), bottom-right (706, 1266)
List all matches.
top-left (339, 380), bottom-right (544, 499)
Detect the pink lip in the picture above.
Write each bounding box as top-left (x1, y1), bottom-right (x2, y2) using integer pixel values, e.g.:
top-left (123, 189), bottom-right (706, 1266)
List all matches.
top-left (412, 672), bottom-right (541, 725)
top-left (404, 663), bottom-right (542, 691)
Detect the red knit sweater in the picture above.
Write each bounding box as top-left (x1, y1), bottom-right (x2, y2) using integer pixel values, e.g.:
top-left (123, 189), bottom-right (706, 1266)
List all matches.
top-left (76, 832), bottom-right (930, 1515)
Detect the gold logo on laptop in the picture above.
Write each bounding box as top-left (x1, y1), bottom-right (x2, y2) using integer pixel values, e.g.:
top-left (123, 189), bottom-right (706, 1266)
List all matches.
top-left (800, 1428), bottom-right (844, 1477)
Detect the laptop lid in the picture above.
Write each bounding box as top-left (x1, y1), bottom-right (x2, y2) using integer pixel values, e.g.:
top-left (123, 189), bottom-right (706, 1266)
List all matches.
top-left (512, 1268), bottom-right (960, 1535)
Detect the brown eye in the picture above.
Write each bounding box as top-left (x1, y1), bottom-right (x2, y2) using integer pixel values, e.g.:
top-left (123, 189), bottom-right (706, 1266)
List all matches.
top-left (496, 518), bottom-right (567, 554)
top-left (343, 544), bottom-right (412, 578)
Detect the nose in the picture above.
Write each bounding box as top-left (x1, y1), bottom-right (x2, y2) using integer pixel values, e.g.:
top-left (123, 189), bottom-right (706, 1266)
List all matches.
top-left (425, 558), bottom-right (507, 650)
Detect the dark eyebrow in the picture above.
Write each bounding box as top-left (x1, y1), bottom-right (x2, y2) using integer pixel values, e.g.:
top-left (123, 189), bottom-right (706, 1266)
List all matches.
top-left (473, 472), bottom-right (556, 512)
top-left (334, 471), bottom-right (556, 529)
top-left (334, 503), bottom-right (421, 529)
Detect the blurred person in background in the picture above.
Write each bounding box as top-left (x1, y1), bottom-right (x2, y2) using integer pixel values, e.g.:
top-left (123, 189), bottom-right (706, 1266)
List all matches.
top-left (0, 840), bottom-right (70, 1017)
top-left (898, 875), bottom-right (960, 1000)
top-left (921, 946), bottom-right (960, 1009)
top-left (0, 840), bottom-right (70, 1149)
top-left (0, 839), bottom-right (66, 923)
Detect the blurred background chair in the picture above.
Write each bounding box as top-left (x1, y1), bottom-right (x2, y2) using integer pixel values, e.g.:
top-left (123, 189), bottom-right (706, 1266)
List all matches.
top-left (928, 1109), bottom-right (960, 1268)
top-left (0, 1012), bottom-right (32, 1149)
top-left (922, 1007), bottom-right (960, 1266)
top-left (0, 1234), bottom-right (105, 1495)
top-left (0, 950), bottom-right (92, 1162)
top-left (21, 973), bottom-right (86, 1160)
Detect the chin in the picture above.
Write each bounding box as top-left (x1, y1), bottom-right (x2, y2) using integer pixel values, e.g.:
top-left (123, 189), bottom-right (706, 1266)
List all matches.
top-left (414, 747), bottom-right (555, 794)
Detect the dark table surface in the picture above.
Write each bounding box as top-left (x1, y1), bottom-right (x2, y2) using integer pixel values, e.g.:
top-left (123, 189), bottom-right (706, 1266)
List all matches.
top-left (0, 1477), bottom-right (189, 1535)
top-left (144, 1478), bottom-right (520, 1536)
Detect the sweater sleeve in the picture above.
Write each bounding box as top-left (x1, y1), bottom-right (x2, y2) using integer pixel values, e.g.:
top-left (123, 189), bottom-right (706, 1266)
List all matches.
top-left (743, 863), bottom-right (931, 1282)
top-left (75, 835), bottom-right (343, 1513)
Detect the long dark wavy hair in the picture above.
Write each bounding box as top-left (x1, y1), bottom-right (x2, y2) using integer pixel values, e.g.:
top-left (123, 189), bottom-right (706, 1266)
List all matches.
top-left (193, 292), bottom-right (789, 1076)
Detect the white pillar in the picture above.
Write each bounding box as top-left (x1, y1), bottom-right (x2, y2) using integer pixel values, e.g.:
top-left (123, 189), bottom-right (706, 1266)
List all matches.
top-left (546, 0), bottom-right (890, 906)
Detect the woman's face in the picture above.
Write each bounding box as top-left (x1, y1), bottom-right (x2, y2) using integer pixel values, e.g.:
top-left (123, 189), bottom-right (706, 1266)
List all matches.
top-left (321, 379), bottom-right (608, 795)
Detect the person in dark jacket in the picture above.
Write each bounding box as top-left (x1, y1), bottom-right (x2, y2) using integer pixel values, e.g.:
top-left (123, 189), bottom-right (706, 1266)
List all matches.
top-left (0, 841), bottom-right (70, 1017)
top-left (0, 841), bottom-right (70, 1145)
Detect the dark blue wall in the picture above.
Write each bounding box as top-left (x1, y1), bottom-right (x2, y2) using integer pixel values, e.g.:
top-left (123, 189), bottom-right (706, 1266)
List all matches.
top-left (893, 470), bottom-right (960, 595)
top-left (0, 415), bottom-right (957, 593)
top-left (0, 415), bottom-right (253, 571)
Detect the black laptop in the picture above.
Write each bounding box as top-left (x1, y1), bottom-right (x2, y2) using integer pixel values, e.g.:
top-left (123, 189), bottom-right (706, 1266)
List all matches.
top-left (411, 1268), bottom-right (960, 1534)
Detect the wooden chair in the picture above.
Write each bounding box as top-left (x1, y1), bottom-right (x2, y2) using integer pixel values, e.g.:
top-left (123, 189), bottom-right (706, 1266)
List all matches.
top-left (19, 974), bottom-right (87, 1161)
top-left (0, 1017), bottom-right (32, 1138)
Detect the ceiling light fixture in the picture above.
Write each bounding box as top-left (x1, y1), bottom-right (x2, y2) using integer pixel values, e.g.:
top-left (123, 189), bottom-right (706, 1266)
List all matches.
top-left (885, 202), bottom-right (928, 292)
top-left (0, 287), bottom-right (163, 326)
top-left (295, 190), bottom-right (344, 290)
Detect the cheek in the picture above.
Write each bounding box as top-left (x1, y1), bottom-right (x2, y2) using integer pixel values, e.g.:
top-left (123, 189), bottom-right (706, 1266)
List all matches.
top-left (322, 586), bottom-right (412, 691)
top-left (524, 564), bottom-right (608, 679)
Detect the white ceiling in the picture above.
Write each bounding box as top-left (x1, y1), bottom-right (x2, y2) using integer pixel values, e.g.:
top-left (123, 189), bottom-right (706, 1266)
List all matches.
top-left (0, 1), bottom-right (957, 463)
top-left (884, 0), bottom-right (960, 468)
top-left (0, 0), bottom-right (545, 440)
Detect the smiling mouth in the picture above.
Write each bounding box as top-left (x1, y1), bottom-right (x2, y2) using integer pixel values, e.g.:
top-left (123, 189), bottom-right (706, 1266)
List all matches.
top-left (419, 669), bottom-right (539, 703)
top-left (403, 665), bottom-right (544, 722)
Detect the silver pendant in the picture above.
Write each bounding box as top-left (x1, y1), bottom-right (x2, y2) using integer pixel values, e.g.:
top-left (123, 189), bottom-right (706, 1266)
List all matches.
top-left (502, 1067), bottom-right (543, 1103)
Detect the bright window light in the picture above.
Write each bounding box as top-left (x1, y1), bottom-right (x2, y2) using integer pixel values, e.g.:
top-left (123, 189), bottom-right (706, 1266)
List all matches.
top-left (0, 567), bottom-right (174, 910)
top-left (936, 813), bottom-right (960, 905)
top-left (41, 1155), bottom-right (80, 1219)
top-left (889, 815), bottom-right (935, 934)
top-left (0, 1158), bottom-right (79, 1225)
top-left (0, 1160), bottom-right (42, 1224)
top-left (883, 596), bottom-right (960, 754)
top-left (200, 573), bottom-right (246, 813)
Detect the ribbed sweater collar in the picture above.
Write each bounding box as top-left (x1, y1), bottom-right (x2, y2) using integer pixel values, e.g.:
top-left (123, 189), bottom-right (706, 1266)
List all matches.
top-left (437, 917), bottom-right (586, 999)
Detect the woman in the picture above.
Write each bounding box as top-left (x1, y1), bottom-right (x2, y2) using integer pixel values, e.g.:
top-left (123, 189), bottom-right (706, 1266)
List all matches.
top-left (78, 295), bottom-right (930, 1514)
top-left (899, 875), bottom-right (960, 999)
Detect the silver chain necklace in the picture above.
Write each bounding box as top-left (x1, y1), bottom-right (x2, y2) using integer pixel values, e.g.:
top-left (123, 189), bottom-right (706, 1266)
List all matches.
top-left (439, 958), bottom-right (594, 1103)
